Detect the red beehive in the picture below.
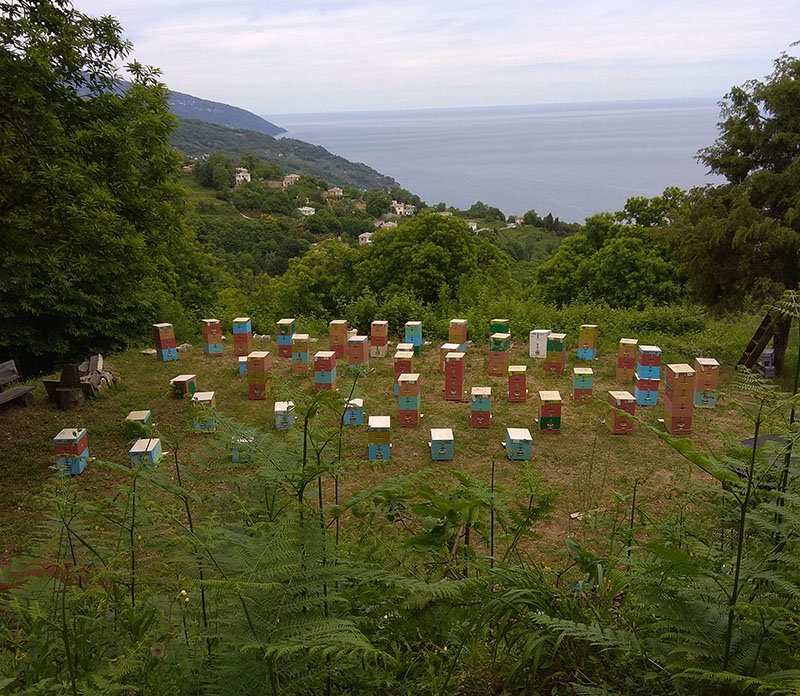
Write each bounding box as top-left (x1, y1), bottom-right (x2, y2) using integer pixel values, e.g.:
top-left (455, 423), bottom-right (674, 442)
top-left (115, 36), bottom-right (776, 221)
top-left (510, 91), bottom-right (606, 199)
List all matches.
top-left (608, 390), bottom-right (635, 434)
top-left (445, 351), bottom-right (465, 402)
top-left (507, 365), bottom-right (527, 402)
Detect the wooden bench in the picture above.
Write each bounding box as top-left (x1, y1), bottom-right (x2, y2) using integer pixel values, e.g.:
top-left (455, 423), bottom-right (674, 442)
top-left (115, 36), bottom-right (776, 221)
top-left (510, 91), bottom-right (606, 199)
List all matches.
top-left (0, 360), bottom-right (34, 408)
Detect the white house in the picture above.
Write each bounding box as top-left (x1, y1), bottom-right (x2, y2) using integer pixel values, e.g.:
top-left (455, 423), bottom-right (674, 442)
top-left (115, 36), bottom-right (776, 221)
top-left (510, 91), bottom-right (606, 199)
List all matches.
top-left (297, 206), bottom-right (316, 217)
top-left (234, 168), bottom-right (251, 186)
top-left (326, 187), bottom-right (343, 198)
top-left (358, 232), bottom-right (374, 245)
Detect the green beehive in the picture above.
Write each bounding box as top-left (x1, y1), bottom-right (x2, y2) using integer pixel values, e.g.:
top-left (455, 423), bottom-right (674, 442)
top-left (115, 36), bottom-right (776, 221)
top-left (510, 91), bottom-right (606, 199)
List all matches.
top-left (125, 410), bottom-right (152, 439)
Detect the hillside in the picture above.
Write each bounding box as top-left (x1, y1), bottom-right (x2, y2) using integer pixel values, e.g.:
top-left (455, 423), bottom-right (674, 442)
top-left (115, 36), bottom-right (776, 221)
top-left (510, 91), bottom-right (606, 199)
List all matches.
top-left (167, 88), bottom-right (286, 136)
top-left (172, 118), bottom-right (397, 190)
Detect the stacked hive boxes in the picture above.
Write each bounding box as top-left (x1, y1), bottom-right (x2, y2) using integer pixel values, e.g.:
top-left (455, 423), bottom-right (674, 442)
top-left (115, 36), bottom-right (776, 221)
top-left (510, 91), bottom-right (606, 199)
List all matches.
top-left (539, 391), bottom-right (562, 433)
top-left (572, 367), bottom-right (593, 404)
top-left (505, 427), bottom-right (532, 461)
top-left (313, 351), bottom-right (337, 391)
top-left (274, 401), bottom-right (296, 430)
top-left (170, 374), bottom-right (197, 399)
top-left (291, 334), bottom-right (310, 375)
top-left (529, 329), bottom-right (550, 359)
top-left (665, 364), bottom-right (695, 435)
top-left (508, 365), bottom-right (528, 402)
top-left (393, 350), bottom-right (413, 396)
top-left (404, 321), bottom-right (423, 356)
top-left (232, 318), bottom-right (253, 356)
top-left (152, 323), bottom-right (178, 362)
top-left (397, 373), bottom-right (421, 427)
top-left (276, 318), bottom-right (296, 359)
top-left (368, 416), bottom-right (391, 461)
top-left (545, 333), bottom-right (567, 373)
top-left (430, 428), bottom-right (454, 461)
top-left (488, 332), bottom-right (511, 376)
top-left (449, 319), bottom-right (468, 351)
top-left (607, 391), bottom-right (635, 434)
top-left (125, 410), bottom-right (152, 439)
top-left (617, 338), bottom-right (638, 382)
top-left (344, 398), bottom-right (364, 426)
top-left (53, 428), bottom-right (89, 475)
top-left (370, 320), bottom-right (389, 358)
top-left (635, 345), bottom-right (662, 406)
top-left (397, 342), bottom-right (414, 352)
top-left (445, 351), bottom-right (465, 401)
top-left (201, 319), bottom-right (223, 356)
top-left (247, 351), bottom-right (272, 400)
top-left (347, 335), bottom-right (370, 373)
top-left (470, 387), bottom-right (491, 428)
top-left (694, 358), bottom-right (720, 408)
top-left (439, 343), bottom-right (460, 373)
top-left (577, 324), bottom-right (599, 360)
top-left (329, 320), bottom-right (348, 358)
top-left (192, 391), bottom-right (216, 432)
top-left (128, 438), bottom-right (162, 468)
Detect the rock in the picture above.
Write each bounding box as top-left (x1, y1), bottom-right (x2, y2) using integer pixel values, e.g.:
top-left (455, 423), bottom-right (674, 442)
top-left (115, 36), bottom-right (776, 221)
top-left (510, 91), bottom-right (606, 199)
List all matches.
top-left (177, 343), bottom-right (192, 352)
top-left (141, 348), bottom-right (157, 355)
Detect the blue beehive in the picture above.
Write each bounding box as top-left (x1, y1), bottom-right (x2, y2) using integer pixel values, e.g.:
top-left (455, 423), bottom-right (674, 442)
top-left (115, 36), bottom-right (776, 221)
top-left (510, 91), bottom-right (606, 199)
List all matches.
top-left (204, 342), bottom-right (223, 355)
top-left (344, 398), bottom-right (364, 426)
top-left (694, 391), bottom-right (717, 407)
top-left (232, 318), bottom-right (252, 334)
top-left (238, 356), bottom-right (248, 376)
top-left (576, 348), bottom-right (596, 360)
top-left (274, 401), bottom-right (296, 430)
top-left (634, 386), bottom-right (659, 406)
top-left (157, 347), bottom-right (179, 362)
top-left (314, 368), bottom-right (337, 384)
top-left (128, 438), bottom-right (162, 468)
top-left (572, 367), bottom-right (593, 389)
top-left (430, 428), bottom-right (454, 461)
top-left (505, 427), bottom-right (532, 461)
top-left (397, 395), bottom-right (421, 410)
top-left (231, 437), bottom-right (255, 463)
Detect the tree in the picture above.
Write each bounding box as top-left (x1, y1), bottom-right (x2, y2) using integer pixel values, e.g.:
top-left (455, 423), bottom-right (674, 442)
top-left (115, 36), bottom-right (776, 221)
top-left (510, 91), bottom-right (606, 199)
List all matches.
top-left (364, 188), bottom-right (391, 217)
top-left (0, 0), bottom-right (215, 372)
top-left (668, 50), bottom-right (800, 308)
top-left (194, 151), bottom-right (235, 190)
top-left (356, 210), bottom-right (513, 304)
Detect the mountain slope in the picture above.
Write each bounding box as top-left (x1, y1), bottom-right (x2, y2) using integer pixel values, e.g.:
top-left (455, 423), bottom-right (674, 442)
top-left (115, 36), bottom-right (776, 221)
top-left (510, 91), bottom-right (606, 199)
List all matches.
top-left (167, 89), bottom-right (286, 136)
top-left (172, 118), bottom-right (396, 190)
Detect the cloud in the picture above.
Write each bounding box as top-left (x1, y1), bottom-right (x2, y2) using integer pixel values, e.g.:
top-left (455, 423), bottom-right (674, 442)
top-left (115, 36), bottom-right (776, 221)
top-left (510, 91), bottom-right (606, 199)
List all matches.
top-left (72, 0), bottom-right (800, 112)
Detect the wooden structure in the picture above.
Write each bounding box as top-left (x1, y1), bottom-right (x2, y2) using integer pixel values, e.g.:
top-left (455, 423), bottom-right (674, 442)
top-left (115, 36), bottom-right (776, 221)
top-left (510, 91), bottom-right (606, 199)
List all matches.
top-left (738, 312), bottom-right (791, 375)
top-left (0, 360), bottom-right (34, 409)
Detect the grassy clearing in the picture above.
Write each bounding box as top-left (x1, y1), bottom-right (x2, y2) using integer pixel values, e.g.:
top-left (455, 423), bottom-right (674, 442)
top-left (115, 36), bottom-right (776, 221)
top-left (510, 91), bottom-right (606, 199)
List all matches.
top-left (2, 318), bottom-right (779, 567)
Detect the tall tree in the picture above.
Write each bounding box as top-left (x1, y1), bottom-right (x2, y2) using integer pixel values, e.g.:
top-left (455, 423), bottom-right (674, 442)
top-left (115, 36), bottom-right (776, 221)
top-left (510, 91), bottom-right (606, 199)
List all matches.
top-left (0, 0), bottom-right (215, 373)
top-left (668, 50), bottom-right (800, 308)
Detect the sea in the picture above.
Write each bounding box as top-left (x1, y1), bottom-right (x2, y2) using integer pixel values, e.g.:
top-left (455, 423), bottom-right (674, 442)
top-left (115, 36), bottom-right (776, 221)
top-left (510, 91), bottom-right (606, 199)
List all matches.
top-left (271, 99), bottom-right (723, 223)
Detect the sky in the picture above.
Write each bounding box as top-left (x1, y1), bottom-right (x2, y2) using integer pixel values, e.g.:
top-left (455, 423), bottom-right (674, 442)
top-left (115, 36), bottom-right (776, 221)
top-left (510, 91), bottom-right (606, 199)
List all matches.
top-left (72, 0), bottom-right (800, 116)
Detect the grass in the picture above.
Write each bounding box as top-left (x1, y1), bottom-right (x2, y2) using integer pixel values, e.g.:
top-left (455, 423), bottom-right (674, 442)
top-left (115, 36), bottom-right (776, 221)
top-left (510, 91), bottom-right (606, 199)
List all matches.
top-left (0, 325), bottom-right (770, 566)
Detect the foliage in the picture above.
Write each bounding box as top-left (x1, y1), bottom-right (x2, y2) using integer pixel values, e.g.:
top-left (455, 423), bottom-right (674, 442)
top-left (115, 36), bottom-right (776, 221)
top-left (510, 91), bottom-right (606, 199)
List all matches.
top-left (537, 213), bottom-right (681, 308)
top-left (666, 51), bottom-right (800, 309)
top-left (0, 0), bottom-right (217, 373)
top-left (364, 188), bottom-right (392, 217)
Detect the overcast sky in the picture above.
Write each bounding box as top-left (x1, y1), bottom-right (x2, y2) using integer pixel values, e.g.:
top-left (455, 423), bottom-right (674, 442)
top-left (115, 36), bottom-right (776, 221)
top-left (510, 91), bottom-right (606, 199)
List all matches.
top-left (72, 0), bottom-right (799, 116)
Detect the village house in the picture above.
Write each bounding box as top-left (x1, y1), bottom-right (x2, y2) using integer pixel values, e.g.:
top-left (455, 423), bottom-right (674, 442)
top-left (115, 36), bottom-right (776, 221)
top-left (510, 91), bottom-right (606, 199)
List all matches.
top-left (391, 201), bottom-right (417, 217)
top-left (283, 174), bottom-right (302, 188)
top-left (326, 187), bottom-right (343, 198)
top-left (297, 206), bottom-right (316, 217)
top-left (234, 168), bottom-right (251, 187)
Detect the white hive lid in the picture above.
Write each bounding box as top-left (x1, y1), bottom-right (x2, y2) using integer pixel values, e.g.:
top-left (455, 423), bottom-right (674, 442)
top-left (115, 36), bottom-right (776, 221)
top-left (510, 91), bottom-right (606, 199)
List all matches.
top-left (369, 416), bottom-right (391, 429)
top-left (609, 390), bottom-right (635, 401)
top-left (639, 345), bottom-right (662, 353)
top-left (667, 363), bottom-right (695, 375)
top-left (441, 343), bottom-right (460, 350)
top-left (347, 398), bottom-right (364, 408)
top-left (695, 357), bottom-right (720, 367)
top-left (472, 387), bottom-right (491, 397)
top-left (445, 351), bottom-right (465, 360)
top-left (192, 391), bottom-right (215, 403)
top-left (126, 410), bottom-right (151, 421)
top-left (490, 332), bottom-right (511, 340)
top-left (315, 351), bottom-right (336, 358)
top-left (508, 365), bottom-right (527, 373)
top-left (398, 373), bottom-right (420, 383)
top-left (395, 351), bottom-right (414, 359)
top-left (619, 338), bottom-right (638, 345)
top-left (548, 332), bottom-right (567, 340)
top-left (431, 428), bottom-right (454, 440)
top-left (274, 401), bottom-right (295, 412)
top-left (54, 428), bottom-right (81, 441)
top-left (247, 351), bottom-right (269, 359)
top-left (573, 367), bottom-right (593, 376)
top-left (233, 317), bottom-right (251, 323)
top-left (531, 328), bottom-right (551, 334)
top-left (405, 321), bottom-right (422, 328)
top-left (292, 333), bottom-right (310, 341)
top-left (539, 390), bottom-right (562, 402)
top-left (506, 427), bottom-right (532, 441)
top-left (170, 374), bottom-right (196, 382)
